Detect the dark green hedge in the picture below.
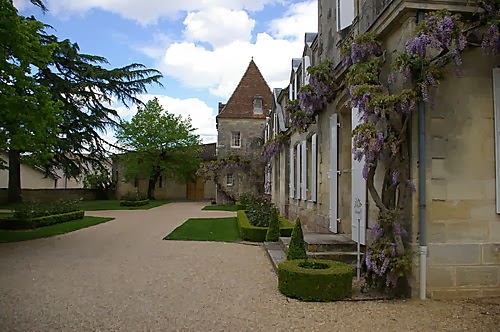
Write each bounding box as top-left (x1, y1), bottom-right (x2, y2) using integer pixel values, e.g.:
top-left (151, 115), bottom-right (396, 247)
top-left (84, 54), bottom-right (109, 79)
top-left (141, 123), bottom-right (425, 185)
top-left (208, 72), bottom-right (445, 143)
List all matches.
top-left (0, 210), bottom-right (85, 230)
top-left (278, 259), bottom-right (353, 301)
top-left (119, 199), bottom-right (149, 206)
top-left (236, 210), bottom-right (293, 242)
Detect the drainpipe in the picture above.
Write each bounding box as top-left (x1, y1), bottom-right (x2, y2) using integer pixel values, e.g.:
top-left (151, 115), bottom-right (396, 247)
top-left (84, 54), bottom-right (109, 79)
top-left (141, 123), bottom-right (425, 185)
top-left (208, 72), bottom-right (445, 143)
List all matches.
top-left (417, 10), bottom-right (427, 300)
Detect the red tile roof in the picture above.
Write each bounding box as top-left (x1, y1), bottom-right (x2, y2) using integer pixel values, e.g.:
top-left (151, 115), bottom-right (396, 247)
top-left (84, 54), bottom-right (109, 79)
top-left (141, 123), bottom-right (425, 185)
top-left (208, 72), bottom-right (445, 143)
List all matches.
top-left (217, 60), bottom-right (272, 120)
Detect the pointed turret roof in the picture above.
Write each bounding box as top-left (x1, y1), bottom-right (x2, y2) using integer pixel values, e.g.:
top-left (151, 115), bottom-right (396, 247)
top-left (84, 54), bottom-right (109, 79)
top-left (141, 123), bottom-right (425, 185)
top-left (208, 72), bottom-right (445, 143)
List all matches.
top-left (217, 60), bottom-right (272, 119)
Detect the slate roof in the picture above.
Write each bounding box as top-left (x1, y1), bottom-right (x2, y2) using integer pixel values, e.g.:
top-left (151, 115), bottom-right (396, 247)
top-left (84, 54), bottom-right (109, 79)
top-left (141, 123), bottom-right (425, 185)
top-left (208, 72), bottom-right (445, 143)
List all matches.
top-left (217, 60), bottom-right (272, 120)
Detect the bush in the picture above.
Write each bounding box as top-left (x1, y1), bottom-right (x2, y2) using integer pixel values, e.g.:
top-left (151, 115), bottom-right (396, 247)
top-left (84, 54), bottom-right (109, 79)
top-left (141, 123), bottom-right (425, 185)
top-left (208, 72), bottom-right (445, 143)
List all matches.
top-left (119, 199), bottom-right (149, 206)
top-left (287, 218), bottom-right (307, 260)
top-left (278, 259), bottom-right (354, 301)
top-left (265, 207), bottom-right (280, 242)
top-left (237, 210), bottom-right (293, 242)
top-left (121, 192), bottom-right (148, 201)
top-left (245, 196), bottom-right (274, 227)
top-left (0, 210), bottom-right (85, 230)
top-left (13, 201), bottom-right (80, 220)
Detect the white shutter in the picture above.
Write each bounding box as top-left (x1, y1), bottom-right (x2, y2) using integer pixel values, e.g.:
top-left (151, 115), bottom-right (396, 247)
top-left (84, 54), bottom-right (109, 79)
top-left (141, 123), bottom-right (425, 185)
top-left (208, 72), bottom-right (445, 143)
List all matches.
top-left (304, 56), bottom-right (311, 85)
top-left (351, 108), bottom-right (367, 244)
top-left (337, 0), bottom-right (355, 31)
top-left (294, 73), bottom-right (298, 100)
top-left (330, 114), bottom-right (339, 233)
top-left (296, 144), bottom-right (301, 199)
top-left (273, 113), bottom-right (278, 137)
top-left (311, 133), bottom-right (318, 202)
top-left (289, 146), bottom-right (295, 198)
top-left (289, 83), bottom-right (293, 100)
top-left (494, 68), bottom-right (500, 213)
top-left (301, 140), bottom-right (307, 200)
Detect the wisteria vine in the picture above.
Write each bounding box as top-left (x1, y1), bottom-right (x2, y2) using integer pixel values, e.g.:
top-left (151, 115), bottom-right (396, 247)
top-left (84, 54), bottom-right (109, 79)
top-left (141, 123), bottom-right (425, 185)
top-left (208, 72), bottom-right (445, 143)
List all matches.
top-left (342, 2), bottom-right (499, 293)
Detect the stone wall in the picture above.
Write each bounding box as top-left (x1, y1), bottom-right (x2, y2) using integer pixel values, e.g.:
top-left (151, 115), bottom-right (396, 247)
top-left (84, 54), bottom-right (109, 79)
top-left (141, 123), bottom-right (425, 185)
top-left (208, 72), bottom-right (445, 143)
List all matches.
top-left (0, 188), bottom-right (98, 203)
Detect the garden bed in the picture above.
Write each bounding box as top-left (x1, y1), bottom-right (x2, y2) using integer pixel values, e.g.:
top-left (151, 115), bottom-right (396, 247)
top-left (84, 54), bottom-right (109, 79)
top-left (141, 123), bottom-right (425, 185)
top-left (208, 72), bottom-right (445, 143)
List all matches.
top-left (236, 210), bottom-right (293, 242)
top-left (278, 259), bottom-right (353, 301)
top-left (0, 210), bottom-right (85, 230)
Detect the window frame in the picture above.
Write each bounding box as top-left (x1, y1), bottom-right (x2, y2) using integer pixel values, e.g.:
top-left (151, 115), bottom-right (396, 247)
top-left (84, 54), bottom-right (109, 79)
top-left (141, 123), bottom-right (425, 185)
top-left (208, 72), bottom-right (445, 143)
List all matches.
top-left (231, 131), bottom-right (241, 148)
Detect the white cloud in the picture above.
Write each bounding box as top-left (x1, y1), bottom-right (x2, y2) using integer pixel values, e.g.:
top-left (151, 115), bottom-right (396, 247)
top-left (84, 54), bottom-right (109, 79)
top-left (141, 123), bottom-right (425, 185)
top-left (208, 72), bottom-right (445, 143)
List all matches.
top-left (269, 0), bottom-right (317, 40)
top-left (158, 0), bottom-right (317, 98)
top-left (112, 95), bottom-right (217, 143)
top-left (183, 8), bottom-right (255, 48)
top-left (43, 0), bottom-right (281, 25)
top-left (13, 0), bottom-right (30, 10)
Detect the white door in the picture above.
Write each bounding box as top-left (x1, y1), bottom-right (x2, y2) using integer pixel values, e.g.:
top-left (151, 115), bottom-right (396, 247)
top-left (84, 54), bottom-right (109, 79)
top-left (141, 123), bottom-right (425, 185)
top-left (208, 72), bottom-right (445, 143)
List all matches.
top-left (351, 108), bottom-right (367, 245)
top-left (329, 114), bottom-right (339, 233)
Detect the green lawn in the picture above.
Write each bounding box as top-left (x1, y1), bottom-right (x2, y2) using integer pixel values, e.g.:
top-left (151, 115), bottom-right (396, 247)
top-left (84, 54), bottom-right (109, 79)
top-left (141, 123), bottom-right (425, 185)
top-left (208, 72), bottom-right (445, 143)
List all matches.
top-left (0, 216), bottom-right (114, 243)
top-left (202, 204), bottom-right (243, 212)
top-left (79, 200), bottom-right (168, 211)
top-left (164, 217), bottom-right (241, 242)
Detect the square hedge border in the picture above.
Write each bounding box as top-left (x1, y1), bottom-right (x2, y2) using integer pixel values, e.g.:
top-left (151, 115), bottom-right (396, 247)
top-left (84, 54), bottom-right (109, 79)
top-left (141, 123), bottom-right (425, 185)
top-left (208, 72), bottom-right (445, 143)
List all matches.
top-left (237, 210), bottom-right (293, 242)
top-left (0, 210), bottom-right (85, 230)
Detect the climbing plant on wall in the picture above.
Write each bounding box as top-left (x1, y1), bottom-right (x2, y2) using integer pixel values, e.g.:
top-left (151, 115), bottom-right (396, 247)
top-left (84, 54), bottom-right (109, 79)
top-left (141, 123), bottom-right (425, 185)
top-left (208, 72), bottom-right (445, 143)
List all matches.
top-left (341, 1), bottom-right (499, 292)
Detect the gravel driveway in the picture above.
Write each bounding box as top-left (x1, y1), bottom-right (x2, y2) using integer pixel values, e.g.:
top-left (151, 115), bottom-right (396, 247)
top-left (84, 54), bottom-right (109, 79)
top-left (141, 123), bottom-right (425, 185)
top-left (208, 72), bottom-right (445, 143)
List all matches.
top-left (0, 201), bottom-right (498, 331)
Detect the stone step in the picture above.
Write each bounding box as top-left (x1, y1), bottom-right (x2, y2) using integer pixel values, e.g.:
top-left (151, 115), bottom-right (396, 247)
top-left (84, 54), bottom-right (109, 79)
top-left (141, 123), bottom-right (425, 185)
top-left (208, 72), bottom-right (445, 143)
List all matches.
top-left (263, 241), bottom-right (286, 272)
top-left (279, 233), bottom-right (360, 253)
top-left (306, 251), bottom-right (364, 266)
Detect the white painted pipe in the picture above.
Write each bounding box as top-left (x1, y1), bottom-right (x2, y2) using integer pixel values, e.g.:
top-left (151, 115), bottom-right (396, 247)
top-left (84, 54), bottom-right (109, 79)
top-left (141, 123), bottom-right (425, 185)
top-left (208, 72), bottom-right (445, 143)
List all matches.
top-left (419, 246), bottom-right (428, 300)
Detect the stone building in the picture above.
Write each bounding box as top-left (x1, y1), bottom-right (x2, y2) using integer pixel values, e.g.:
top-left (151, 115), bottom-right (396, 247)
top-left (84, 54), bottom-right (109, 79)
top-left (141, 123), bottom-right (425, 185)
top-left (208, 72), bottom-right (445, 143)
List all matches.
top-left (267, 0), bottom-right (500, 298)
top-left (113, 143), bottom-right (216, 201)
top-left (215, 60), bottom-right (273, 203)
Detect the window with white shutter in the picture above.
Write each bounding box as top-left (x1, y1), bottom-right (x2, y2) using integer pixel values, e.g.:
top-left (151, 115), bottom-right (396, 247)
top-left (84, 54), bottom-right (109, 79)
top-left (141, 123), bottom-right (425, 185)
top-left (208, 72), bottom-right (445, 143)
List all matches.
top-left (296, 144), bottom-right (301, 199)
top-left (493, 68), bottom-right (500, 213)
top-left (337, 0), bottom-right (355, 31)
top-left (311, 133), bottom-right (318, 202)
top-left (301, 140), bottom-right (307, 200)
top-left (289, 146), bottom-right (295, 198)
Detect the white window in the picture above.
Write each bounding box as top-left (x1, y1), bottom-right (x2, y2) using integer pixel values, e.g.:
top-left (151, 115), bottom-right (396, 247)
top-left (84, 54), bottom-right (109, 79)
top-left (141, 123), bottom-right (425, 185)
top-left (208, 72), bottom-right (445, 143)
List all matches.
top-left (231, 131), bottom-right (241, 148)
top-left (310, 133), bottom-right (318, 202)
top-left (289, 146), bottom-right (295, 198)
top-left (226, 173), bottom-right (234, 187)
top-left (253, 96), bottom-right (263, 114)
top-left (493, 68), bottom-right (500, 213)
top-left (337, 0), bottom-right (355, 31)
top-left (303, 56), bottom-right (311, 85)
top-left (296, 143), bottom-right (301, 199)
top-left (301, 140), bottom-right (307, 200)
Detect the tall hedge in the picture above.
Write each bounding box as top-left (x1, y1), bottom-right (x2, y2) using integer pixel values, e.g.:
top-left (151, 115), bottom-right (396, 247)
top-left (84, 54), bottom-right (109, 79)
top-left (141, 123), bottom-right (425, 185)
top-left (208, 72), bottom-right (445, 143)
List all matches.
top-left (265, 207), bottom-right (280, 242)
top-left (287, 218), bottom-right (306, 260)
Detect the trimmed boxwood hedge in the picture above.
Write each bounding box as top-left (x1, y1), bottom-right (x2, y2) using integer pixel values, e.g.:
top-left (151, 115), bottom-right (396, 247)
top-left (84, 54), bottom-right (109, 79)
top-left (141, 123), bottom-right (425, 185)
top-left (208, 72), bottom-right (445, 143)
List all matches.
top-left (278, 259), bottom-right (354, 301)
top-left (0, 210), bottom-right (85, 230)
top-left (119, 199), bottom-right (150, 207)
top-left (236, 210), bottom-right (293, 242)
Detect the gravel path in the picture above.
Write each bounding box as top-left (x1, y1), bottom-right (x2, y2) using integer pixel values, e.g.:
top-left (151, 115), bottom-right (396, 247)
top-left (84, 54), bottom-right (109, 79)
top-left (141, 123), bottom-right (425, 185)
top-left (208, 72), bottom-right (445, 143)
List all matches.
top-left (0, 202), bottom-right (498, 331)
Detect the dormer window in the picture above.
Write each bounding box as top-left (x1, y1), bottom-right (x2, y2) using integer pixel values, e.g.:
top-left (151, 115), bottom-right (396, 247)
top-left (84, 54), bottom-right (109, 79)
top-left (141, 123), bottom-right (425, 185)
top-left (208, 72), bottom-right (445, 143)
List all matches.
top-left (253, 96), bottom-right (263, 114)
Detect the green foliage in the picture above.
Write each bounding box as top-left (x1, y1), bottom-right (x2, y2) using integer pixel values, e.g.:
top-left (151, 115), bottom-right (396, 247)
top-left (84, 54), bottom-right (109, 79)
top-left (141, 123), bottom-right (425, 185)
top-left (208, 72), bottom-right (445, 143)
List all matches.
top-left (202, 204), bottom-right (245, 211)
top-left (164, 217), bottom-right (241, 242)
top-left (120, 192), bottom-right (148, 201)
top-left (236, 210), bottom-right (293, 242)
top-left (265, 207), bottom-right (280, 242)
top-left (245, 196), bottom-right (274, 227)
top-left (287, 218), bottom-right (307, 260)
top-left (0, 216), bottom-right (113, 243)
top-left (278, 259), bottom-right (353, 301)
top-left (79, 200), bottom-right (167, 211)
top-left (0, 210), bottom-right (85, 230)
top-left (116, 98), bottom-right (201, 198)
top-left (83, 170), bottom-right (115, 192)
top-left (12, 200), bottom-right (80, 220)
top-left (119, 199), bottom-right (149, 207)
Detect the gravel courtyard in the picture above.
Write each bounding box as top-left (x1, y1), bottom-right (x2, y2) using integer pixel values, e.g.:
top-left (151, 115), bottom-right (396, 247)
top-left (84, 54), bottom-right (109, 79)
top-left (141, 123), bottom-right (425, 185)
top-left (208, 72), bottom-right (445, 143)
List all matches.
top-left (0, 202), bottom-right (498, 331)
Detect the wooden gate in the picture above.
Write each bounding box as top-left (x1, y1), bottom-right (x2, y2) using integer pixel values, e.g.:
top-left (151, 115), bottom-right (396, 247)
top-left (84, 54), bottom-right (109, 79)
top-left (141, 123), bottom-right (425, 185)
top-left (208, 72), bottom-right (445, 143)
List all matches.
top-left (186, 177), bottom-right (205, 200)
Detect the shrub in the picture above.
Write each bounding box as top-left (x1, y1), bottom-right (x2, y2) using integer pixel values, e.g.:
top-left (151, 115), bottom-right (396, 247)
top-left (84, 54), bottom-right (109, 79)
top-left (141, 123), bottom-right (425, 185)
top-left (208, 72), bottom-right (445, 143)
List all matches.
top-left (121, 192), bottom-right (148, 201)
top-left (0, 210), bottom-right (85, 230)
top-left (119, 199), bottom-right (149, 206)
top-left (287, 218), bottom-right (307, 260)
top-left (265, 207), bottom-right (280, 242)
top-left (278, 259), bottom-right (353, 301)
top-left (245, 196), bottom-right (274, 227)
top-left (239, 193), bottom-right (254, 206)
top-left (237, 210), bottom-right (293, 242)
top-left (13, 201), bottom-right (80, 220)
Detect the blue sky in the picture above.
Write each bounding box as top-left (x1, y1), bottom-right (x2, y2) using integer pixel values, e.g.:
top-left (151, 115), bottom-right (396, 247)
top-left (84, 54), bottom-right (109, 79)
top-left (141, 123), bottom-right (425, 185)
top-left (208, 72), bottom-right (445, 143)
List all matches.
top-left (14, 0), bottom-right (317, 143)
